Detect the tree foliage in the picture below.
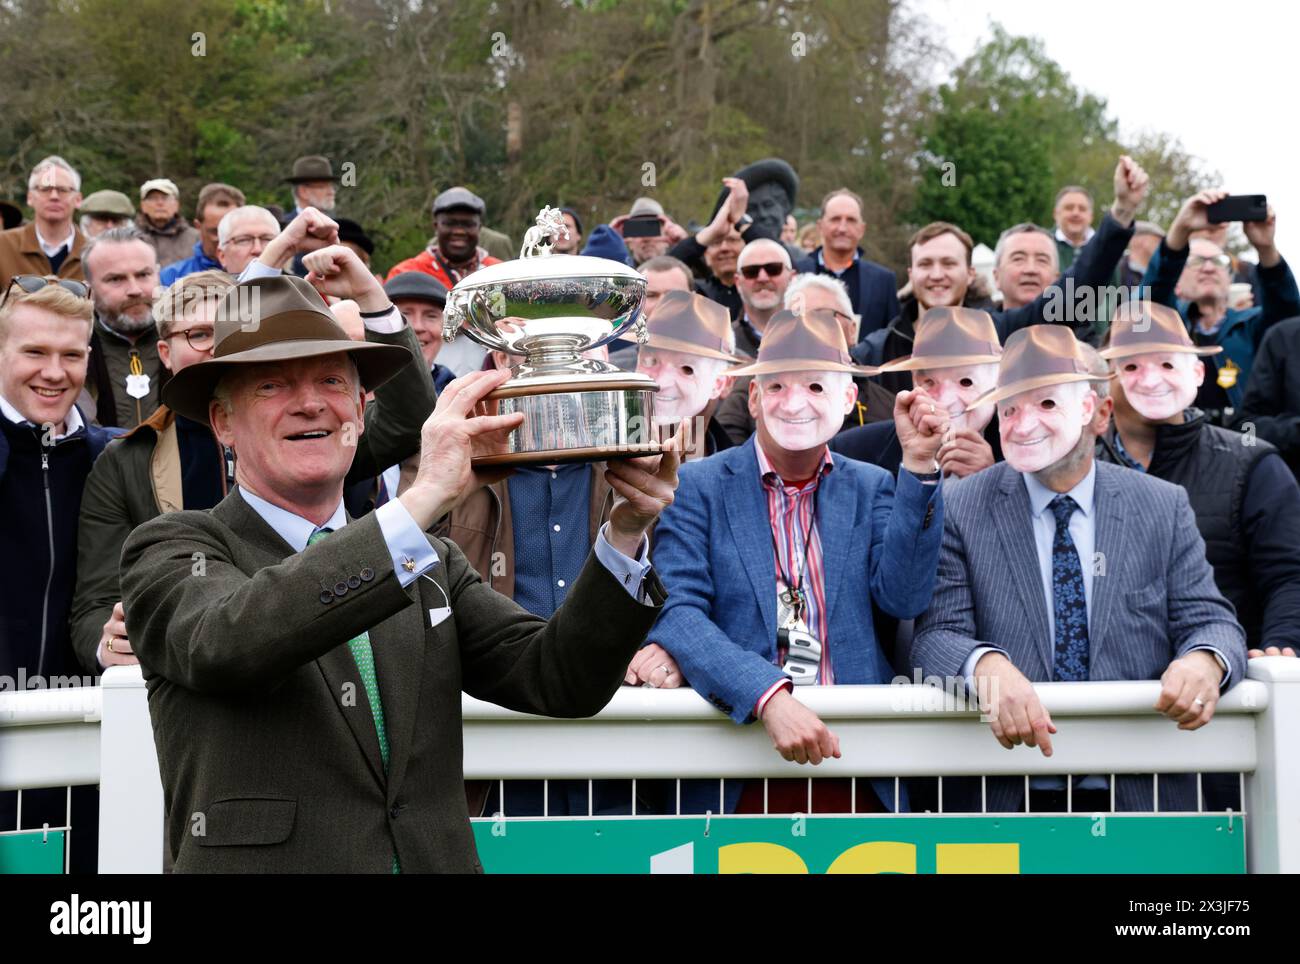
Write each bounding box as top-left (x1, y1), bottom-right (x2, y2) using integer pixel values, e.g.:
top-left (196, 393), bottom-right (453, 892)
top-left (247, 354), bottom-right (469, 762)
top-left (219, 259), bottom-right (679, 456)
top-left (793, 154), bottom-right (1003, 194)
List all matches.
top-left (0, 3), bottom-right (1219, 273)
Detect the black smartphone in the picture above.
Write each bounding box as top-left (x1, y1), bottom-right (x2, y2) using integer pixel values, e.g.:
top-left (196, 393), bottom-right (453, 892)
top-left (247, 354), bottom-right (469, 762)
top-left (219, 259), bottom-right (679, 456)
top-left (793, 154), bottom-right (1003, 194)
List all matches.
top-left (1206, 194), bottom-right (1267, 223)
top-left (622, 215), bottom-right (663, 238)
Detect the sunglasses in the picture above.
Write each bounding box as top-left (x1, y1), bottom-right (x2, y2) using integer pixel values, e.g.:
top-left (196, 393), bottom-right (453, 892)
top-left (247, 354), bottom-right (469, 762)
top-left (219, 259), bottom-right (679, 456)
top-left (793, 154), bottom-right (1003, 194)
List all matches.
top-left (739, 262), bottom-right (788, 280)
top-left (2, 274), bottom-right (90, 306)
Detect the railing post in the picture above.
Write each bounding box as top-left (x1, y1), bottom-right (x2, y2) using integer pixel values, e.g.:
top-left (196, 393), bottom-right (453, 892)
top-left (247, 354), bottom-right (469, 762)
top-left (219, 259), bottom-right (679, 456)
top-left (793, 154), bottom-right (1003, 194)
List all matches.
top-left (97, 666), bottom-right (164, 874)
top-left (1245, 657), bottom-right (1300, 873)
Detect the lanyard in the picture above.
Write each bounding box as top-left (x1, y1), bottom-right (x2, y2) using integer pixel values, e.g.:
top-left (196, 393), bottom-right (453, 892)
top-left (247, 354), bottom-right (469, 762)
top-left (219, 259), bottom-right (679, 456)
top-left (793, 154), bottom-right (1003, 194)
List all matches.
top-left (769, 482), bottom-right (818, 617)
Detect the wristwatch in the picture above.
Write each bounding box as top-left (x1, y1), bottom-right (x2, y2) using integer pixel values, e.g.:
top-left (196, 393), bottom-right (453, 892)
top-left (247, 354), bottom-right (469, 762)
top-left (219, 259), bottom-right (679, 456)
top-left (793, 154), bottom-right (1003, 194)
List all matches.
top-left (733, 213), bottom-right (754, 233)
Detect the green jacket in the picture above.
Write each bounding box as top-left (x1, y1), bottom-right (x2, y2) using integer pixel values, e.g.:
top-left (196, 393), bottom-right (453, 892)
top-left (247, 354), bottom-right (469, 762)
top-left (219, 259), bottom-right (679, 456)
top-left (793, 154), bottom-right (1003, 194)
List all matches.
top-left (120, 489), bottom-right (664, 872)
top-left (70, 323), bottom-right (434, 674)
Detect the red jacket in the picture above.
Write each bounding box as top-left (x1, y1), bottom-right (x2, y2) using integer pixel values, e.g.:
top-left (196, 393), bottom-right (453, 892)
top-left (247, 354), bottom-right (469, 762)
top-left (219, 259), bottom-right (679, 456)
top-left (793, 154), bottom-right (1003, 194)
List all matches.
top-left (386, 248), bottom-right (501, 288)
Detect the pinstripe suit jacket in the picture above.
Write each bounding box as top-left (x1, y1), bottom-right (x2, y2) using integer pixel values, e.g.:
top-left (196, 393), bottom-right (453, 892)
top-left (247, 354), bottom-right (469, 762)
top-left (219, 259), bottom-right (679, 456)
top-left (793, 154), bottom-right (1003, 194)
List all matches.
top-left (910, 459), bottom-right (1247, 813)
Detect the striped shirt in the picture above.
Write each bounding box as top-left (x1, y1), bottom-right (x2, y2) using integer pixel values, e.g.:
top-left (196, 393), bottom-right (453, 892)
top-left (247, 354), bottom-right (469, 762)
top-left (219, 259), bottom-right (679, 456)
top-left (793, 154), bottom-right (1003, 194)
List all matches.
top-left (755, 442), bottom-right (835, 687)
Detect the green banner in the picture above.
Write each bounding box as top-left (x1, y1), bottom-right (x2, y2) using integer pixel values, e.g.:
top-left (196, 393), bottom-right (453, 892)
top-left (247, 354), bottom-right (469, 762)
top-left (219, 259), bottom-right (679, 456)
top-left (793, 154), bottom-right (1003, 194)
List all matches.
top-left (0, 830), bottom-right (66, 874)
top-left (472, 815), bottom-right (1245, 873)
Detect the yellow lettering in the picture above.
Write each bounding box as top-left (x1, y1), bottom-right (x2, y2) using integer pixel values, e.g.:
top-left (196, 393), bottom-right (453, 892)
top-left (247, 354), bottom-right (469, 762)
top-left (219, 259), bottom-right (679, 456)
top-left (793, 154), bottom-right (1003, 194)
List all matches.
top-left (936, 843), bottom-right (1019, 874)
top-left (826, 841), bottom-right (917, 874)
top-left (717, 843), bottom-right (808, 874)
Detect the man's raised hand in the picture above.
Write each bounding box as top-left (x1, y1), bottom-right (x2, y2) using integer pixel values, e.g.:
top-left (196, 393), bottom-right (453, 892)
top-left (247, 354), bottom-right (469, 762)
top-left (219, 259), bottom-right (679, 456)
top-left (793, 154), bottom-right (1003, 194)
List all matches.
top-left (397, 369), bottom-right (525, 529)
top-left (302, 244), bottom-right (388, 311)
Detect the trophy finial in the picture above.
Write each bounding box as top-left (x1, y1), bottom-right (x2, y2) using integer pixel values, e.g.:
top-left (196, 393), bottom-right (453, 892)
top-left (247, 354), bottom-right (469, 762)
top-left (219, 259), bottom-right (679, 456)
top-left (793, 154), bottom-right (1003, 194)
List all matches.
top-left (521, 206), bottom-right (569, 258)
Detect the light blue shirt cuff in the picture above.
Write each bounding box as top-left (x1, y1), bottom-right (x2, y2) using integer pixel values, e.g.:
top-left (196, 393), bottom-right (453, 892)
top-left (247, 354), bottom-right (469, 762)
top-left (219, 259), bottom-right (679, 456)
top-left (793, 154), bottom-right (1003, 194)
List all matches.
top-left (594, 522), bottom-right (652, 603)
top-left (238, 259), bottom-right (281, 283)
top-left (1190, 645), bottom-right (1232, 690)
top-left (961, 645), bottom-right (1007, 692)
top-left (375, 499), bottom-right (439, 588)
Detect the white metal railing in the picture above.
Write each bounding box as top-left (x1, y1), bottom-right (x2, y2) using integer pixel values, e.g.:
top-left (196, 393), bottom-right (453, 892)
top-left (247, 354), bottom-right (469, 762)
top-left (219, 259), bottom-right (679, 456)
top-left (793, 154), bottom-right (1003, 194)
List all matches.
top-left (1, 658), bottom-right (1297, 872)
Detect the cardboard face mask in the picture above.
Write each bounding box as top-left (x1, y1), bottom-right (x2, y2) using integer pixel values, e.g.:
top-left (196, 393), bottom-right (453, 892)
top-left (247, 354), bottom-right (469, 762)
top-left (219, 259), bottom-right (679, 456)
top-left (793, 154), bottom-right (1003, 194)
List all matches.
top-left (753, 371), bottom-right (852, 453)
top-left (636, 347), bottom-right (725, 422)
top-left (998, 383), bottom-right (1092, 474)
top-left (916, 364), bottom-right (999, 433)
top-left (1116, 352), bottom-right (1200, 422)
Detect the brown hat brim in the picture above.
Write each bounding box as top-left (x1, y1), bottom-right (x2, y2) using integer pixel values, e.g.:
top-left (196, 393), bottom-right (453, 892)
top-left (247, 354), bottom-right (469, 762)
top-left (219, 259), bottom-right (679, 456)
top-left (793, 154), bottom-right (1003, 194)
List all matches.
top-left (965, 371), bottom-right (1111, 413)
top-left (641, 332), bottom-right (750, 365)
top-left (726, 358), bottom-right (878, 379)
top-left (878, 351), bottom-right (1003, 373)
top-left (1099, 341), bottom-right (1223, 361)
top-left (163, 339), bottom-right (412, 425)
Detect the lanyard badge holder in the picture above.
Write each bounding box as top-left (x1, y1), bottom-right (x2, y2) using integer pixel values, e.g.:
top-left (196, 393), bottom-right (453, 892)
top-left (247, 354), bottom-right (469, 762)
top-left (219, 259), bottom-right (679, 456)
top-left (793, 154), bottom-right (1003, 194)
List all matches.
top-left (773, 487), bottom-right (823, 686)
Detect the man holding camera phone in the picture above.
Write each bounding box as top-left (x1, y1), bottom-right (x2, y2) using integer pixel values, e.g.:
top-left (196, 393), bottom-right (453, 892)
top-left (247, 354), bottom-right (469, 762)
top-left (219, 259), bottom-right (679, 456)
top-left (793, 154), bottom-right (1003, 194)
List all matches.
top-left (1141, 189), bottom-right (1299, 421)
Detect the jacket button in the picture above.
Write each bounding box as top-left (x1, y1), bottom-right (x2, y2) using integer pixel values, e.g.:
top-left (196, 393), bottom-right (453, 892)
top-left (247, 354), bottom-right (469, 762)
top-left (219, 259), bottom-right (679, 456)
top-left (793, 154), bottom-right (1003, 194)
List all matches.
top-left (359, 567), bottom-right (375, 582)
top-left (319, 591), bottom-right (333, 605)
top-left (334, 582), bottom-right (349, 596)
top-left (389, 804), bottom-right (401, 819)
top-left (347, 575), bottom-right (361, 590)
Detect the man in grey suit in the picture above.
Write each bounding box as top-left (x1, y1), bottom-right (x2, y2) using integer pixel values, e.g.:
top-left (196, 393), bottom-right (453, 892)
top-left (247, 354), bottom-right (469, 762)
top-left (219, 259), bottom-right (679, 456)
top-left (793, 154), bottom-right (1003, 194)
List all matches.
top-left (120, 271), bottom-right (679, 872)
top-left (911, 325), bottom-right (1247, 813)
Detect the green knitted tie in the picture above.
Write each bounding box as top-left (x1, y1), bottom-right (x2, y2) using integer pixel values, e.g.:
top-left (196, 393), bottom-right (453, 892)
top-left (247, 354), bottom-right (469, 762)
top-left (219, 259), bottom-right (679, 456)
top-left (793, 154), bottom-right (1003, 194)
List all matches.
top-left (308, 528), bottom-right (400, 874)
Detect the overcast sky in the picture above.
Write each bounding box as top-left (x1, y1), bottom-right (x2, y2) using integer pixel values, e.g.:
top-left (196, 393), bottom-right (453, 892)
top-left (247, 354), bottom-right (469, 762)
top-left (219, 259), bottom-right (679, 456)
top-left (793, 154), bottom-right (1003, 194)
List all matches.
top-left (911, 0), bottom-right (1298, 254)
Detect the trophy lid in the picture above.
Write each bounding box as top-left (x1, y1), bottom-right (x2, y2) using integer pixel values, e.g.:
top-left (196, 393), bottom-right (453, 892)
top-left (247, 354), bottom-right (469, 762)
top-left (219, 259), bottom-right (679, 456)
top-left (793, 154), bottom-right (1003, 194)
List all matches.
top-left (455, 251), bottom-right (644, 289)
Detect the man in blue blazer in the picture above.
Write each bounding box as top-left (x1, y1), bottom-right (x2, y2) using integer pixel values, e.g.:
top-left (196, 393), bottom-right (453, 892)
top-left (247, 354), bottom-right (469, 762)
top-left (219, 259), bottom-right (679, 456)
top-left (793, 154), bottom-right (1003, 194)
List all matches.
top-left (650, 307), bottom-right (946, 813)
top-left (911, 325), bottom-right (1247, 813)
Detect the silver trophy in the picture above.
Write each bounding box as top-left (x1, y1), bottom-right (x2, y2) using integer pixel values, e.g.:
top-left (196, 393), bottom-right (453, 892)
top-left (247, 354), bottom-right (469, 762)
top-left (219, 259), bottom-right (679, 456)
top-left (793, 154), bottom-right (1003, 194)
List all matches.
top-left (443, 206), bottom-right (661, 466)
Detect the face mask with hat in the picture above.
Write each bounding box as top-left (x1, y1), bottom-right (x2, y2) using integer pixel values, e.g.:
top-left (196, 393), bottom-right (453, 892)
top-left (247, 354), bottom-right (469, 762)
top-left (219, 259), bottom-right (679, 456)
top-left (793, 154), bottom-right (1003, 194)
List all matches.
top-left (967, 325), bottom-right (1109, 474)
top-left (1101, 300), bottom-right (1220, 421)
top-left (880, 306), bottom-right (1002, 431)
top-left (730, 307), bottom-right (876, 452)
top-left (638, 289), bottom-right (747, 422)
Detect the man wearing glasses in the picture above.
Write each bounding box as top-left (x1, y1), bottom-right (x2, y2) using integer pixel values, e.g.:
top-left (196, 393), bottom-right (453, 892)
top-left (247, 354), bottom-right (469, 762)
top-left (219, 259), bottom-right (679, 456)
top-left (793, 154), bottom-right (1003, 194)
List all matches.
top-left (216, 205), bottom-right (283, 276)
top-left (71, 249), bottom-right (434, 675)
top-left (0, 156), bottom-right (87, 288)
top-left (1142, 189), bottom-right (1299, 423)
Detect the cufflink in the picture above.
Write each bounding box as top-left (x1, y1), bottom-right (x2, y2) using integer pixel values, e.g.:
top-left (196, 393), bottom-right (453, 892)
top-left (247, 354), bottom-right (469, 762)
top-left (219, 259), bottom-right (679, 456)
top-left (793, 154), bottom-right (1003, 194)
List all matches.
top-left (402, 558), bottom-right (416, 573)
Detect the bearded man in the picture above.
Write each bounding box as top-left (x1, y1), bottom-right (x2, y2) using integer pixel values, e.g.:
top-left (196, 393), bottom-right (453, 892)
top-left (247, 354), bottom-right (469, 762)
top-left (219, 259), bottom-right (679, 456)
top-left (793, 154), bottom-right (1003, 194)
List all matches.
top-left (81, 226), bottom-right (165, 428)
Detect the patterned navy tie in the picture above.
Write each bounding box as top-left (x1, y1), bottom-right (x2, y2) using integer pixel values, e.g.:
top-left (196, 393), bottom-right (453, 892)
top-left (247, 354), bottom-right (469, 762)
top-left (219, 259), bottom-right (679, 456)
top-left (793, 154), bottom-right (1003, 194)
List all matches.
top-left (1048, 494), bottom-right (1089, 682)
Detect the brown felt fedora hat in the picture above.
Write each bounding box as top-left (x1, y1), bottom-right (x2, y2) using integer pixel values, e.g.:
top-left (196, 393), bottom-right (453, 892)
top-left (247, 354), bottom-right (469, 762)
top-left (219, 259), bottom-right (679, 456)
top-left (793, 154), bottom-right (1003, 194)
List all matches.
top-left (642, 290), bottom-right (748, 364)
top-left (162, 275), bottom-right (412, 424)
top-left (966, 325), bottom-right (1109, 411)
top-left (285, 155), bottom-right (339, 184)
top-left (879, 306), bottom-right (1002, 372)
top-left (728, 308), bottom-right (877, 378)
top-left (1099, 300), bottom-right (1223, 361)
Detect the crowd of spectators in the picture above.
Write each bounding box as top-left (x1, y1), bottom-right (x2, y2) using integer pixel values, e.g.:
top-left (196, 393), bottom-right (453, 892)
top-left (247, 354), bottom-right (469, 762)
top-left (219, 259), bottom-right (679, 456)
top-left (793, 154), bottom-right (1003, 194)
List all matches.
top-left (2, 147), bottom-right (1298, 863)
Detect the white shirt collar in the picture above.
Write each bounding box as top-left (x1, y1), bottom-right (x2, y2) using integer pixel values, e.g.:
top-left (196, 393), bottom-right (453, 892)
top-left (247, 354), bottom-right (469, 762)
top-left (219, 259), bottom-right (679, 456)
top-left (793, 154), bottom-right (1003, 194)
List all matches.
top-left (238, 486), bottom-right (347, 553)
top-left (0, 393), bottom-right (85, 439)
top-left (1022, 459), bottom-right (1096, 519)
top-left (1054, 225), bottom-right (1095, 248)
top-left (35, 224), bottom-right (77, 259)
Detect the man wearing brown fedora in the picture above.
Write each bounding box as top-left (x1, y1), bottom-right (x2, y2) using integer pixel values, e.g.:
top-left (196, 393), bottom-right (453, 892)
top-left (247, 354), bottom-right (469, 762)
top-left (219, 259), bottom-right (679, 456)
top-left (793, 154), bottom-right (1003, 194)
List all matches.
top-left (634, 289), bottom-right (743, 460)
top-left (833, 306), bottom-right (1004, 479)
top-left (284, 155), bottom-right (339, 220)
top-left (1097, 301), bottom-right (1300, 658)
top-left (118, 272), bottom-right (678, 872)
top-left (911, 324), bottom-right (1247, 813)
top-left (72, 248), bottom-right (435, 675)
top-left (651, 307), bottom-right (946, 814)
